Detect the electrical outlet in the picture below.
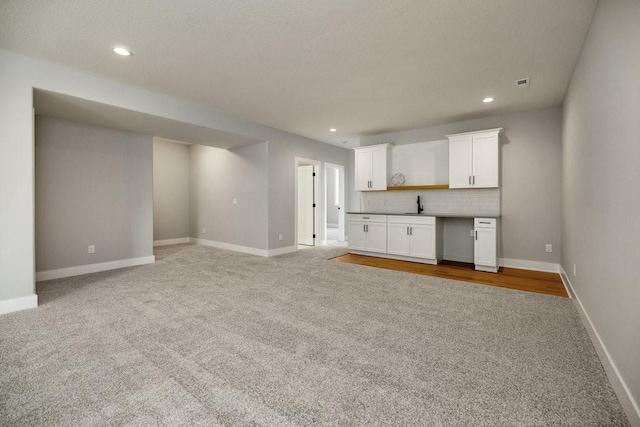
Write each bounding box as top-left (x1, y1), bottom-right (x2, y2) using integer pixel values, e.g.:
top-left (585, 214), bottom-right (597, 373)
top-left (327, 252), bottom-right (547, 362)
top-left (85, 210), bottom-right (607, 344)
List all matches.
top-left (202, 228), bottom-right (206, 234)
top-left (279, 234), bottom-right (283, 241)
top-left (233, 199), bottom-right (237, 205)
top-left (573, 264), bottom-right (577, 276)
top-left (546, 244), bottom-right (552, 253)
top-left (88, 245), bottom-right (95, 254)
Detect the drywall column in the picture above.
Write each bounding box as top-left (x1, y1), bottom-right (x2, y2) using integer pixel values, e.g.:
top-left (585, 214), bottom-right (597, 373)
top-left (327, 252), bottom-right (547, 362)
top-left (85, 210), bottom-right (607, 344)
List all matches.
top-left (153, 139), bottom-right (190, 243)
top-left (0, 58), bottom-right (36, 313)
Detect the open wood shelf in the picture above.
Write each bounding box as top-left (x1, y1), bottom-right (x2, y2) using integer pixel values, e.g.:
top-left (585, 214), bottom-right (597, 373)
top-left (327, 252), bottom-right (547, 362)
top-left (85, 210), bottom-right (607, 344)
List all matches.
top-left (386, 184), bottom-right (449, 191)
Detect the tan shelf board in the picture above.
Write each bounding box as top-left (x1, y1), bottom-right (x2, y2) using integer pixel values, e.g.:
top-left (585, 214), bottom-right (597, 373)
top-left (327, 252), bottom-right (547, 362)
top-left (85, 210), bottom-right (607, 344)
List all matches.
top-left (387, 184), bottom-right (449, 191)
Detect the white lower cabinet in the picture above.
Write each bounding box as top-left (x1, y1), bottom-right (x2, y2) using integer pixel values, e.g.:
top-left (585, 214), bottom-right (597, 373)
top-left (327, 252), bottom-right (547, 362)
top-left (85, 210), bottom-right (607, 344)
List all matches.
top-left (474, 218), bottom-right (498, 272)
top-left (348, 214), bottom-right (387, 253)
top-left (348, 214), bottom-right (497, 272)
top-left (387, 216), bottom-right (438, 260)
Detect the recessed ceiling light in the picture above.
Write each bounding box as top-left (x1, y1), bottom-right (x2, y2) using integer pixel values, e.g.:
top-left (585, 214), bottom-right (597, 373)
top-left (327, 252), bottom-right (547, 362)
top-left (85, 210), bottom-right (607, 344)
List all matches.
top-left (113, 47), bottom-right (133, 57)
top-left (329, 128), bottom-right (337, 132)
top-left (483, 97), bottom-right (494, 103)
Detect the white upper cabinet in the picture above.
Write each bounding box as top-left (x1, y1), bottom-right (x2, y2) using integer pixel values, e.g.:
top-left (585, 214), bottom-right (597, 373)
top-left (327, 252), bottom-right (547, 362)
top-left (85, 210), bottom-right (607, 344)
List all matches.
top-left (354, 144), bottom-right (392, 191)
top-left (447, 129), bottom-right (501, 188)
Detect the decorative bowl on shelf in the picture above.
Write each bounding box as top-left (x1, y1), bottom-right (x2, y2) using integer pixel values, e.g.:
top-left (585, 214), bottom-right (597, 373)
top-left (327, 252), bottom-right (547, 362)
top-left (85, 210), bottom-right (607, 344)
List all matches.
top-left (391, 173), bottom-right (406, 186)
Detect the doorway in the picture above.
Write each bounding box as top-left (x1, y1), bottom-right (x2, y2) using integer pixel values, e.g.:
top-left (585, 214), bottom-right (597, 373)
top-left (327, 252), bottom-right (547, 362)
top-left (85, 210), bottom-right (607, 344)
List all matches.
top-left (324, 163), bottom-right (346, 245)
top-left (295, 158), bottom-right (321, 248)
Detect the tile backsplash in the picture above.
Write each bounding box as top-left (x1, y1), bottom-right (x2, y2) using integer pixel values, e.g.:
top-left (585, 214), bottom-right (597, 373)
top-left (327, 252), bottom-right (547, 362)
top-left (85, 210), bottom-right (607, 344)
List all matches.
top-left (360, 188), bottom-right (500, 216)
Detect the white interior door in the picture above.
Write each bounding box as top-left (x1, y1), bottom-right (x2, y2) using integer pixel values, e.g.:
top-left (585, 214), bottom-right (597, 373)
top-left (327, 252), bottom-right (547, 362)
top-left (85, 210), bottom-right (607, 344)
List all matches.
top-left (337, 166), bottom-right (345, 241)
top-left (297, 165), bottom-right (315, 246)
top-left (324, 164), bottom-right (346, 243)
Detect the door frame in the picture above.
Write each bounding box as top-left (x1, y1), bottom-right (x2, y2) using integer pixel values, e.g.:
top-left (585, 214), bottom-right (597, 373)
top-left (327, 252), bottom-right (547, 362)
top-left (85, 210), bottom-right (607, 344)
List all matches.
top-left (323, 163), bottom-right (345, 243)
top-left (294, 157), bottom-right (322, 248)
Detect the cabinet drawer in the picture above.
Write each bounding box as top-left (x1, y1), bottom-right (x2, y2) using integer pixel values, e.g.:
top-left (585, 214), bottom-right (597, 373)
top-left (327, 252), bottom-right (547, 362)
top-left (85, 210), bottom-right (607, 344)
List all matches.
top-left (388, 215), bottom-right (435, 225)
top-left (348, 214), bottom-right (387, 223)
top-left (474, 218), bottom-right (496, 228)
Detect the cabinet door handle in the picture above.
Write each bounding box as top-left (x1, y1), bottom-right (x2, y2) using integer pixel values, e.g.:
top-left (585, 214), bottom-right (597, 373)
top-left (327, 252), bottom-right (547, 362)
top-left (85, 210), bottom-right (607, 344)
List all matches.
top-left (475, 230), bottom-right (478, 240)
top-left (410, 227), bottom-right (413, 236)
top-left (473, 175), bottom-right (476, 185)
top-left (364, 224), bottom-right (366, 233)
top-left (366, 224), bottom-right (369, 232)
top-left (406, 227), bottom-right (409, 235)
top-left (469, 176), bottom-right (471, 185)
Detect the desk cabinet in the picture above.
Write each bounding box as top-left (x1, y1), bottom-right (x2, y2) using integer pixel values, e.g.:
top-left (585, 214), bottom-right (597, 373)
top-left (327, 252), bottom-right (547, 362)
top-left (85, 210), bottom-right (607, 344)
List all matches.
top-left (474, 218), bottom-right (498, 272)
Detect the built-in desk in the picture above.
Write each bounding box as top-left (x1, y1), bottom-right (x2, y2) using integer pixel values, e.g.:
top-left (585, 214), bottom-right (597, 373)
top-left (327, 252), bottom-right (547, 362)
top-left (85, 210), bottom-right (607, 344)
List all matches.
top-left (346, 212), bottom-right (500, 272)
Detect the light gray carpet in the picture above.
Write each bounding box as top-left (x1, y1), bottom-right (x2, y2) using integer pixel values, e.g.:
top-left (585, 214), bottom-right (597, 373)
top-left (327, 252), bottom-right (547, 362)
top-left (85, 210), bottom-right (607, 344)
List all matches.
top-left (1, 244), bottom-right (629, 426)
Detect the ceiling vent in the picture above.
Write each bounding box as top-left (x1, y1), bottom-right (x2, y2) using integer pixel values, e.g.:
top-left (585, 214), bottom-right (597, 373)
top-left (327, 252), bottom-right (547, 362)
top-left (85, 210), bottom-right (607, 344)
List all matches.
top-left (516, 78), bottom-right (530, 89)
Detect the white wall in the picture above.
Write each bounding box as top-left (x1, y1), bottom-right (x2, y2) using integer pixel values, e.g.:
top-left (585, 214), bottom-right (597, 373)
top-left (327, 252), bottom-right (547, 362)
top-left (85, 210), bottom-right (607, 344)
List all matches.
top-left (35, 117), bottom-right (153, 272)
top-left (0, 49), bottom-right (351, 310)
top-left (267, 138), bottom-right (349, 250)
top-left (189, 143), bottom-right (269, 250)
top-left (358, 107), bottom-right (563, 266)
top-left (562, 0), bottom-right (640, 421)
top-left (153, 139), bottom-right (190, 242)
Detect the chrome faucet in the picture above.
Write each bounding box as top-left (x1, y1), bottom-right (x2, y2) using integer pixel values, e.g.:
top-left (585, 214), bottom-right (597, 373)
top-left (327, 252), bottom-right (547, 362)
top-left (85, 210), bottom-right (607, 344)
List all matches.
top-left (417, 195), bottom-right (424, 214)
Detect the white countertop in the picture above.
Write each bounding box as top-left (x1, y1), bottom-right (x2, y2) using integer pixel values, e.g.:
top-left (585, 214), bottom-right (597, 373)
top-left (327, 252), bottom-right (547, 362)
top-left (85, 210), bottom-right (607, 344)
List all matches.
top-left (347, 212), bottom-right (500, 218)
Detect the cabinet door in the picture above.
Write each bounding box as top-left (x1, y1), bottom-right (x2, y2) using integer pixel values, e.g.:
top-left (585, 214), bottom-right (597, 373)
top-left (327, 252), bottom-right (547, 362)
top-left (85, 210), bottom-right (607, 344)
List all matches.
top-left (348, 221), bottom-right (368, 251)
top-left (387, 223), bottom-right (411, 256)
top-left (448, 136), bottom-right (472, 188)
top-left (355, 150), bottom-right (372, 191)
top-left (474, 227), bottom-right (497, 267)
top-left (369, 147), bottom-right (387, 190)
top-left (366, 222), bottom-right (387, 253)
top-left (410, 224), bottom-right (435, 259)
top-left (472, 134), bottom-right (498, 188)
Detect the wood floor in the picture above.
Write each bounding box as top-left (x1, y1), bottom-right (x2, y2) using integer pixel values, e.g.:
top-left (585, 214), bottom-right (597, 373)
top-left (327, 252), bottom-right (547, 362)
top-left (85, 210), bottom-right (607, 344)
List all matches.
top-left (332, 254), bottom-right (568, 297)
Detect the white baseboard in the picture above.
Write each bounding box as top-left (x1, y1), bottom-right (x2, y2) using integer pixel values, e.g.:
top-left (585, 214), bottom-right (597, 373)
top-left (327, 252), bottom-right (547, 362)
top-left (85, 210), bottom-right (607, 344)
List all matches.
top-left (560, 266), bottom-right (640, 426)
top-left (191, 238), bottom-right (298, 258)
top-left (349, 250), bottom-right (438, 265)
top-left (267, 246), bottom-right (297, 257)
top-left (153, 237), bottom-right (190, 247)
top-left (190, 237), bottom-right (270, 257)
top-left (499, 258), bottom-right (559, 273)
top-left (36, 256), bottom-right (156, 282)
top-left (0, 294), bottom-right (38, 315)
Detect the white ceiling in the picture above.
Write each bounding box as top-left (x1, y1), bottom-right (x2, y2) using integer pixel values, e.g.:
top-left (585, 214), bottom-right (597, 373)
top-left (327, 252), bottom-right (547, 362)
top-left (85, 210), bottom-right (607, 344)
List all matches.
top-left (33, 90), bottom-right (263, 149)
top-left (1, 0), bottom-right (597, 146)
